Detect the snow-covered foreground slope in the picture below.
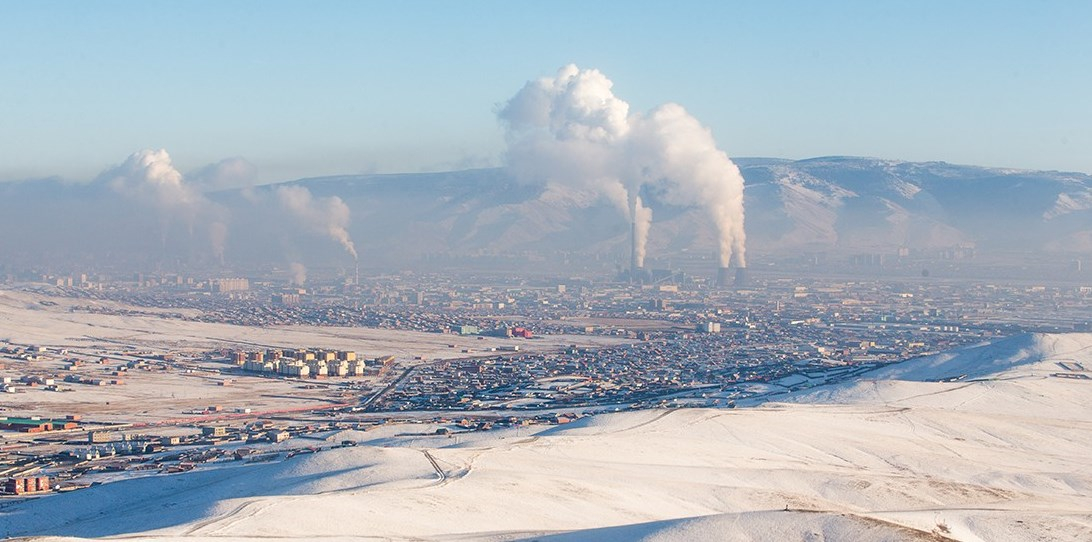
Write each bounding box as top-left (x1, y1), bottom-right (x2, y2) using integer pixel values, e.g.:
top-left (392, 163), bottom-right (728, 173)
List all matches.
top-left (860, 332), bottom-right (1082, 382)
top-left (4, 334), bottom-right (1092, 542)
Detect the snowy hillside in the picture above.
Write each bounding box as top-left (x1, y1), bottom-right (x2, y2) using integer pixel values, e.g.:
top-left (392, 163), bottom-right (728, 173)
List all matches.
top-left (863, 332), bottom-right (1084, 382)
top-left (791, 333), bottom-right (1092, 417)
top-left (4, 332), bottom-right (1092, 541)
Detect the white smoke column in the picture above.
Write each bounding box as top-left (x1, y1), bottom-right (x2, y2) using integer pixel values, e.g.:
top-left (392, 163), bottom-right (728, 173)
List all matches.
top-left (209, 221), bottom-right (228, 265)
top-left (500, 65), bottom-right (746, 268)
top-left (276, 185), bottom-right (358, 260)
top-left (631, 104), bottom-right (747, 267)
top-left (289, 262), bottom-right (307, 285)
top-left (101, 149), bottom-right (201, 227)
top-left (633, 195), bottom-right (652, 267)
top-left (499, 65), bottom-right (632, 215)
top-left (188, 157), bottom-right (259, 191)
top-left (99, 149), bottom-right (232, 257)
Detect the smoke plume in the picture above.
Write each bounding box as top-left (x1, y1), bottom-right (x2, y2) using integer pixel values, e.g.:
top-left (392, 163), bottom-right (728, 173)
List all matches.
top-left (289, 262), bottom-right (308, 285)
top-left (99, 149), bottom-right (201, 225)
top-left (276, 185), bottom-right (358, 260)
top-left (500, 64), bottom-right (746, 267)
top-left (97, 149), bottom-right (229, 259)
top-left (188, 157), bottom-right (260, 191)
top-left (209, 221), bottom-right (228, 264)
top-left (633, 196), bottom-right (652, 267)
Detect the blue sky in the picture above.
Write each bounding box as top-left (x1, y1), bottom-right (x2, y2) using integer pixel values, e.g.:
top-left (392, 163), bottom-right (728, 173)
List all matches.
top-left (2, 1), bottom-right (1090, 183)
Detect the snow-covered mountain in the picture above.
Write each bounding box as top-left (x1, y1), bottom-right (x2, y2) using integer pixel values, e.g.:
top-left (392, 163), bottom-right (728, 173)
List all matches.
top-left (2, 157), bottom-right (1091, 267)
top-left (738, 157), bottom-right (1092, 254)
top-left (211, 157), bottom-right (1092, 265)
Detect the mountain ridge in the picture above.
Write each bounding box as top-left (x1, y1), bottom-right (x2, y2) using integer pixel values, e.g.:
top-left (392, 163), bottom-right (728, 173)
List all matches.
top-left (2, 156), bottom-right (1090, 268)
top-left (267, 156), bottom-right (1092, 263)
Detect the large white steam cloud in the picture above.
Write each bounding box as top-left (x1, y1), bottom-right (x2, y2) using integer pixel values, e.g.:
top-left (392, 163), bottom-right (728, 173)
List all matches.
top-left (276, 185), bottom-right (358, 260)
top-left (633, 196), bottom-right (652, 265)
top-left (188, 156), bottom-right (260, 191)
top-left (499, 64), bottom-right (746, 268)
top-left (98, 149), bottom-right (229, 262)
top-left (97, 150), bottom-right (357, 265)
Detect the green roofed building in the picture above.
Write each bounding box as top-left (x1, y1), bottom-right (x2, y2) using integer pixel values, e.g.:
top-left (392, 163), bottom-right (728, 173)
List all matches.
top-left (0, 417), bottom-right (79, 433)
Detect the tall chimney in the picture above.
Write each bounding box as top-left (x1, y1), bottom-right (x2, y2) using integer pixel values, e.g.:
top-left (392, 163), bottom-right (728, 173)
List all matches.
top-left (717, 266), bottom-right (732, 288)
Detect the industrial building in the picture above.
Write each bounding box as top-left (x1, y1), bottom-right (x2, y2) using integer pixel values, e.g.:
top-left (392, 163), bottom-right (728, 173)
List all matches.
top-left (2, 476), bottom-right (51, 495)
top-left (0, 416), bottom-right (79, 433)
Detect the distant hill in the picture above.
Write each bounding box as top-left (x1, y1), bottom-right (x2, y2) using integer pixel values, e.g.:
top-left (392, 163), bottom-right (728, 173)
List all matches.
top-left (738, 157), bottom-right (1092, 254)
top-left (262, 157), bottom-right (1092, 264)
top-left (2, 157), bottom-right (1091, 268)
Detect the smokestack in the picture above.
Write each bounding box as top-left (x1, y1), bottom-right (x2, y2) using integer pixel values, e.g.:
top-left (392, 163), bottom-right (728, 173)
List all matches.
top-left (734, 267), bottom-right (748, 288)
top-left (717, 266), bottom-right (732, 288)
top-left (630, 218), bottom-right (638, 282)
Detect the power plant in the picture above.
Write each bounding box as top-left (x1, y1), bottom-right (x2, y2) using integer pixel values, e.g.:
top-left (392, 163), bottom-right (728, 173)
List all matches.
top-left (716, 266), bottom-right (748, 288)
top-left (717, 266), bottom-right (732, 288)
top-left (501, 64), bottom-right (746, 287)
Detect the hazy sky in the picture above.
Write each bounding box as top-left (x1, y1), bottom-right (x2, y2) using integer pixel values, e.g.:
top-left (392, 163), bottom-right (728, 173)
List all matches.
top-left (2, 1), bottom-right (1090, 183)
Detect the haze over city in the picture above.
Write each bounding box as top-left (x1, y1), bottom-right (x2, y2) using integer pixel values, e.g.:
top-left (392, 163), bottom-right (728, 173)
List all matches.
top-left (1, 3), bottom-right (1091, 542)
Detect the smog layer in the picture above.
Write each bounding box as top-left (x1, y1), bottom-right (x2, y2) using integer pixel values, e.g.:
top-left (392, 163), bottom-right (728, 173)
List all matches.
top-left (1, 66), bottom-right (1088, 278)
